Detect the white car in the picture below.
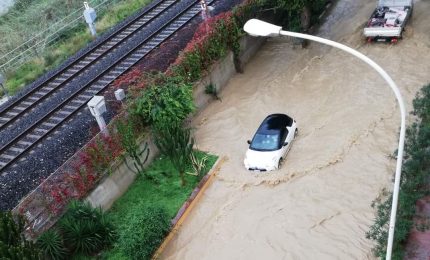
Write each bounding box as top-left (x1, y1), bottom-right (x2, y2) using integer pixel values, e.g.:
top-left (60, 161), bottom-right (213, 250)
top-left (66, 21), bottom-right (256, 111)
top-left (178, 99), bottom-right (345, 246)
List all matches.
top-left (244, 114), bottom-right (298, 171)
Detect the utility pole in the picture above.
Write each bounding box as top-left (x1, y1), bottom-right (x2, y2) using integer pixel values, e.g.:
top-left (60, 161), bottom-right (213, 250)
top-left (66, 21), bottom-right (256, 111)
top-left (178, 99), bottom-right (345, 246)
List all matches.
top-left (83, 2), bottom-right (97, 37)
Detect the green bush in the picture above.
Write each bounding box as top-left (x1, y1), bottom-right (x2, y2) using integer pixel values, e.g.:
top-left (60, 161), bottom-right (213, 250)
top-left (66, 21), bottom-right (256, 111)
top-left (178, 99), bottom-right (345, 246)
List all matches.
top-left (131, 73), bottom-right (195, 125)
top-left (36, 229), bottom-right (67, 260)
top-left (58, 201), bottom-right (117, 255)
top-left (367, 84), bottom-right (430, 259)
top-left (171, 11), bottom-right (241, 82)
top-left (115, 118), bottom-right (150, 176)
top-left (118, 206), bottom-right (170, 260)
top-left (103, 152), bottom-right (217, 258)
top-left (153, 121), bottom-right (194, 186)
top-left (259, 0), bottom-right (327, 30)
top-left (0, 211), bottom-right (42, 259)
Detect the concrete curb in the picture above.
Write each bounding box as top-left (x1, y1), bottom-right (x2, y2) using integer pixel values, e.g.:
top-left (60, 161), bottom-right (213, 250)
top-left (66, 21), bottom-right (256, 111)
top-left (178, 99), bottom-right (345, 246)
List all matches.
top-left (152, 156), bottom-right (226, 260)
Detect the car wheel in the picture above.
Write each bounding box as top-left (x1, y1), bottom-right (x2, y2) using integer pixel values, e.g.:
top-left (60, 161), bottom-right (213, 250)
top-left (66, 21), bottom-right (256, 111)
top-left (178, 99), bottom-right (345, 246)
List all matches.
top-left (278, 158), bottom-right (283, 169)
top-left (294, 128), bottom-right (299, 138)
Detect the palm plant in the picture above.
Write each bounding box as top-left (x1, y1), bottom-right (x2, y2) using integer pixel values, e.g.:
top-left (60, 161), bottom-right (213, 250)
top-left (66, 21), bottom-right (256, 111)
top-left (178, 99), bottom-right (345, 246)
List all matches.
top-left (58, 201), bottom-right (117, 255)
top-left (36, 229), bottom-right (67, 260)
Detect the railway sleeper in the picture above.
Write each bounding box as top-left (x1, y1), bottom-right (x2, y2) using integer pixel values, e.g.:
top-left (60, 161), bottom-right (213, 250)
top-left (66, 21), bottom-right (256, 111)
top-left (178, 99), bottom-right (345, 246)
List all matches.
top-left (78, 94), bottom-right (94, 100)
top-left (6, 111), bottom-right (19, 116)
top-left (0, 153), bottom-right (15, 160)
top-left (41, 122), bottom-right (56, 128)
top-left (64, 105), bottom-right (76, 111)
top-left (86, 89), bottom-right (101, 95)
top-left (17, 140), bottom-right (33, 147)
top-left (50, 116), bottom-right (64, 121)
top-left (34, 128), bottom-right (48, 134)
top-left (26, 134), bottom-right (41, 140)
top-left (70, 99), bottom-right (85, 105)
top-left (43, 85), bottom-right (56, 91)
top-left (8, 147), bottom-right (24, 153)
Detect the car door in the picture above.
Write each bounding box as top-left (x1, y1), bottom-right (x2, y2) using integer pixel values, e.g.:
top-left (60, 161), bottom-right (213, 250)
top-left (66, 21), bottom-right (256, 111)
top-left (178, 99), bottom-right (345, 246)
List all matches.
top-left (280, 128), bottom-right (290, 157)
top-left (284, 127), bottom-right (294, 154)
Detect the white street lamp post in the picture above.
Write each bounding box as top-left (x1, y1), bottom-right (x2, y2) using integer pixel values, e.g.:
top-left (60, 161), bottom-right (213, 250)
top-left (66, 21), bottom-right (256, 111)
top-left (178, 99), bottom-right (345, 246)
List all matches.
top-left (243, 19), bottom-right (405, 260)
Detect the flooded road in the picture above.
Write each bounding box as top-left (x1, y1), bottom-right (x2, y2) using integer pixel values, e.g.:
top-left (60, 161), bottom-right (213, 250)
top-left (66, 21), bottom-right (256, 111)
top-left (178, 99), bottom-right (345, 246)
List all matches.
top-left (161, 0), bottom-right (430, 259)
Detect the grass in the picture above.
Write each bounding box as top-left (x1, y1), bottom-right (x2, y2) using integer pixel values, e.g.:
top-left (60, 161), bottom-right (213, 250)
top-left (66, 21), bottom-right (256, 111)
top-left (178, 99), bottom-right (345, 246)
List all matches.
top-left (102, 151), bottom-right (218, 259)
top-left (2, 0), bottom-right (152, 96)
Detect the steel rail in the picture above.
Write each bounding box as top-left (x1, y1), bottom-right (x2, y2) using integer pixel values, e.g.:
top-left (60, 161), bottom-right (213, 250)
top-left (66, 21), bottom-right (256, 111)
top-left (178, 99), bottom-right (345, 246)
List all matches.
top-left (0, 0), bottom-right (213, 172)
top-left (0, 0), bottom-right (174, 130)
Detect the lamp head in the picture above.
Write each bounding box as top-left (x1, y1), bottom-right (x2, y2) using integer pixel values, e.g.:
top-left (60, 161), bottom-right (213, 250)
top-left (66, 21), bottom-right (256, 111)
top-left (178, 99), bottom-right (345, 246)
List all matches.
top-left (243, 19), bottom-right (282, 37)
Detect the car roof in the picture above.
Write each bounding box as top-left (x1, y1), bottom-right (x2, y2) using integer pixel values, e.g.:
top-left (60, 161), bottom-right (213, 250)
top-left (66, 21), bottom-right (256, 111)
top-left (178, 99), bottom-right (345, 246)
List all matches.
top-left (257, 114), bottom-right (293, 134)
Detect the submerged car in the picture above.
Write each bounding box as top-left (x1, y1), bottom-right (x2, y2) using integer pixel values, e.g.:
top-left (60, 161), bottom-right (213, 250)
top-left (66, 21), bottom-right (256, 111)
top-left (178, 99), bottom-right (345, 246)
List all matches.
top-left (244, 114), bottom-right (298, 171)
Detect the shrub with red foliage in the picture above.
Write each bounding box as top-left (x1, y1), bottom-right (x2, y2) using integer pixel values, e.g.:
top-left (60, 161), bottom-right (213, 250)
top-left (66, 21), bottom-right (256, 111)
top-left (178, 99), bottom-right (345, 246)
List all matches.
top-left (169, 11), bottom-right (239, 82)
top-left (112, 68), bottom-right (142, 89)
top-left (35, 129), bottom-right (125, 215)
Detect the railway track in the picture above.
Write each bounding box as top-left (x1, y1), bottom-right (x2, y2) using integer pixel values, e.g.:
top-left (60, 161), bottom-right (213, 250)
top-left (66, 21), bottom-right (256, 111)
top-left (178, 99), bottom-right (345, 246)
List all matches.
top-left (0, 0), bottom-right (214, 172)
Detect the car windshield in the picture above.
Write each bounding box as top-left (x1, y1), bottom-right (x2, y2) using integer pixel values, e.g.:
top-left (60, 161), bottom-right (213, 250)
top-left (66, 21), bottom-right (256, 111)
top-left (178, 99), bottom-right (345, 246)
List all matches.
top-left (250, 133), bottom-right (280, 151)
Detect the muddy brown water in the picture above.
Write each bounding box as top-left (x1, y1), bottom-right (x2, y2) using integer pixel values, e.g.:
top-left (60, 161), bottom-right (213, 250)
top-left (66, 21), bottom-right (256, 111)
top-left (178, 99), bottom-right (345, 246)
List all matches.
top-left (160, 0), bottom-right (430, 259)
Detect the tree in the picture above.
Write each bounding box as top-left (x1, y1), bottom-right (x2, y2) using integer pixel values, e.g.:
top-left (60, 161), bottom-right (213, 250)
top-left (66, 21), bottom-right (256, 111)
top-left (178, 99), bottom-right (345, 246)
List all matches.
top-left (116, 119), bottom-right (150, 176)
top-left (131, 73), bottom-right (195, 126)
top-left (152, 122), bottom-right (194, 186)
top-left (0, 211), bottom-right (42, 259)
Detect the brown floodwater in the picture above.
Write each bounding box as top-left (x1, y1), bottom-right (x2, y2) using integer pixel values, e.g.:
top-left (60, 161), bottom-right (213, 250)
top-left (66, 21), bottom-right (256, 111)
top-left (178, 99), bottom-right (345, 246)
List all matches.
top-left (160, 0), bottom-right (430, 259)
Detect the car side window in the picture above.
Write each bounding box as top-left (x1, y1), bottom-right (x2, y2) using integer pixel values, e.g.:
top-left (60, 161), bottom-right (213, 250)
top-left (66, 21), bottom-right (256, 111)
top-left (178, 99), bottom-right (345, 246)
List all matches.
top-left (281, 129), bottom-right (289, 143)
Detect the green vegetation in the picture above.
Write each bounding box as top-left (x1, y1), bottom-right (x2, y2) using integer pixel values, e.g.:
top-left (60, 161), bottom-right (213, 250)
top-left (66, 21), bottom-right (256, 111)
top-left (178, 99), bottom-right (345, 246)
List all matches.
top-left (170, 11), bottom-right (241, 82)
top-left (131, 73), bottom-right (195, 126)
top-left (205, 83), bottom-right (220, 100)
top-left (103, 152), bottom-right (218, 259)
top-left (58, 201), bottom-right (117, 255)
top-left (115, 119), bottom-right (150, 175)
top-left (34, 201), bottom-right (117, 259)
top-left (36, 229), bottom-right (67, 260)
top-left (0, 0), bottom-right (151, 95)
top-left (117, 206), bottom-right (170, 259)
top-left (0, 211), bottom-right (42, 259)
top-left (265, 0), bottom-right (328, 31)
top-left (153, 121), bottom-right (195, 186)
top-left (367, 83), bottom-right (430, 259)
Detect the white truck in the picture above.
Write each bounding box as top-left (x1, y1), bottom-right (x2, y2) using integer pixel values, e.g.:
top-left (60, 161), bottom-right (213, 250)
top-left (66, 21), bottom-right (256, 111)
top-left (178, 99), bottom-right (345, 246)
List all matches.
top-left (364, 0), bottom-right (413, 43)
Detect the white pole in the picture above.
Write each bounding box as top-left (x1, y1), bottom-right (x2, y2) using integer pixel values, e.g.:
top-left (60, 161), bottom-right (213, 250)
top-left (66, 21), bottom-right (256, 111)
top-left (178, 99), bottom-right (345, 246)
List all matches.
top-left (275, 30), bottom-right (405, 259)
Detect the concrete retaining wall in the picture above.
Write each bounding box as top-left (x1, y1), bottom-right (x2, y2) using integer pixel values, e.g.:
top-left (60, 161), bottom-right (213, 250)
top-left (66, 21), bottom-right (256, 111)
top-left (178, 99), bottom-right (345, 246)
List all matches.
top-left (86, 137), bottom-right (158, 210)
top-left (85, 35), bottom-right (266, 211)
